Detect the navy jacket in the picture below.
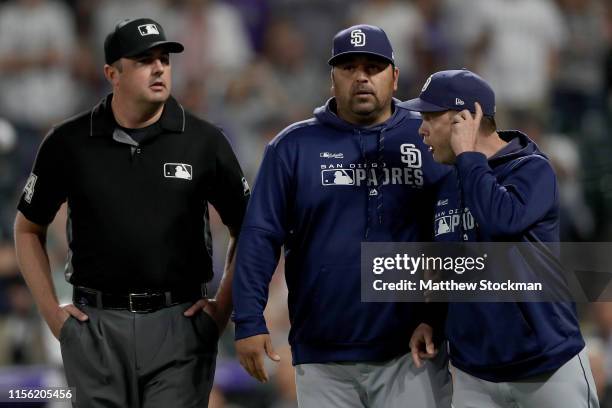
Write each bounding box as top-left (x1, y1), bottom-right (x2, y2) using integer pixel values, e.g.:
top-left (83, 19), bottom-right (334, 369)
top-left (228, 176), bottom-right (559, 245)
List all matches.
top-left (233, 99), bottom-right (449, 364)
top-left (434, 130), bottom-right (584, 381)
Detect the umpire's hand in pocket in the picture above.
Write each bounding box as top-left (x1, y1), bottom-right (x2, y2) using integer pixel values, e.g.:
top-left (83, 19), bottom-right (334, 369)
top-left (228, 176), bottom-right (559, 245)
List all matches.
top-left (50, 304), bottom-right (88, 340)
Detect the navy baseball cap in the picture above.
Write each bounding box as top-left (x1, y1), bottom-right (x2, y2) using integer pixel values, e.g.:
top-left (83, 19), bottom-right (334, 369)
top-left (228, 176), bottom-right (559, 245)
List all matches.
top-left (104, 18), bottom-right (184, 64)
top-left (328, 24), bottom-right (394, 66)
top-left (399, 69), bottom-right (496, 116)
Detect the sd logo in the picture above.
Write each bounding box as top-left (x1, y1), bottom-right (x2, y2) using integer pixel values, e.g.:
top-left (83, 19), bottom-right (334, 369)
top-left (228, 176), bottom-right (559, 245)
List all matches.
top-left (350, 29), bottom-right (366, 47)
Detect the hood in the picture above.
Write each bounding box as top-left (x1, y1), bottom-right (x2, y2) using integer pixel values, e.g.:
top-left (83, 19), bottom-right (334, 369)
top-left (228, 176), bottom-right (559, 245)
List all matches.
top-left (489, 130), bottom-right (548, 168)
top-left (313, 97), bottom-right (411, 132)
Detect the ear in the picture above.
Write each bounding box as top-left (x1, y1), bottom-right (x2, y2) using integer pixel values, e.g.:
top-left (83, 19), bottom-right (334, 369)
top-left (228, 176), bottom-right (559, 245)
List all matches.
top-left (103, 64), bottom-right (118, 87)
top-left (330, 68), bottom-right (336, 96)
top-left (392, 66), bottom-right (399, 92)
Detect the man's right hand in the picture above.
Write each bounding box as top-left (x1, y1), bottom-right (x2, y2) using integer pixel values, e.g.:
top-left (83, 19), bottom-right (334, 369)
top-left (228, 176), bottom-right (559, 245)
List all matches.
top-left (235, 334), bottom-right (280, 383)
top-left (49, 304), bottom-right (88, 340)
top-left (409, 323), bottom-right (438, 369)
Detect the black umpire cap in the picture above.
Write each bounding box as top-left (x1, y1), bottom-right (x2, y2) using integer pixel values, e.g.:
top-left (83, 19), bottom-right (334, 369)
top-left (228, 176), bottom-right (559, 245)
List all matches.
top-left (104, 18), bottom-right (184, 65)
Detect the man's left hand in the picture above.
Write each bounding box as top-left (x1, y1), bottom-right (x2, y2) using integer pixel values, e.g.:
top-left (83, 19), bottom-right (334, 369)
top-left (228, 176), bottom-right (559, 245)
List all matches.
top-left (450, 102), bottom-right (483, 156)
top-left (184, 298), bottom-right (231, 334)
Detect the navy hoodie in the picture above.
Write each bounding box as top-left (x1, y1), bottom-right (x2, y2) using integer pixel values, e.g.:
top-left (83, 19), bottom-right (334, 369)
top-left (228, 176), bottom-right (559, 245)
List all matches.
top-left (233, 99), bottom-right (449, 364)
top-left (434, 130), bottom-right (584, 381)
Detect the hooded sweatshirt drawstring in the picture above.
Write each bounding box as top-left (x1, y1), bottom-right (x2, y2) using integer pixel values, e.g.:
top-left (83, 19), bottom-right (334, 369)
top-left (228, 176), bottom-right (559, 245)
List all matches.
top-left (358, 129), bottom-right (372, 239)
top-left (376, 128), bottom-right (386, 225)
top-left (313, 97), bottom-right (408, 239)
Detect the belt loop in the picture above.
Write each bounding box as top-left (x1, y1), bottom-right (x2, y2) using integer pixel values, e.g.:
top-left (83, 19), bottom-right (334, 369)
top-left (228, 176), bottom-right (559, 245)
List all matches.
top-left (164, 291), bottom-right (172, 306)
top-left (96, 290), bottom-right (103, 308)
top-left (200, 283), bottom-right (207, 299)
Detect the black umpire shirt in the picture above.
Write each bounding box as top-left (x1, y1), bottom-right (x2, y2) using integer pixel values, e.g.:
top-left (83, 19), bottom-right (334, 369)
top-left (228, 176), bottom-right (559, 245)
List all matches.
top-left (17, 94), bottom-right (249, 292)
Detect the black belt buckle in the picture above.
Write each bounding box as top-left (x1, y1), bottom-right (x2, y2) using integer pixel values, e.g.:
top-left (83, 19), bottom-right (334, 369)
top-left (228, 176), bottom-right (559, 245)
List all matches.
top-left (128, 292), bottom-right (163, 313)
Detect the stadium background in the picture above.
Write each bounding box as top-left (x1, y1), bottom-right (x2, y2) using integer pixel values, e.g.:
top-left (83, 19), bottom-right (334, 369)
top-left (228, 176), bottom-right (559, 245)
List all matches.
top-left (0, 0), bottom-right (612, 406)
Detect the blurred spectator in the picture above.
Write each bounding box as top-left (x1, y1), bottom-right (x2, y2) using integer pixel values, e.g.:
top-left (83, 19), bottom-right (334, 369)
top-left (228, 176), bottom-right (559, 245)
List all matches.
top-left (0, 238), bottom-right (20, 312)
top-left (438, 0), bottom-right (483, 68)
top-left (349, 0), bottom-right (424, 97)
top-left (166, 0), bottom-right (254, 100)
top-left (0, 0), bottom-right (80, 172)
top-left (225, 0), bottom-right (271, 53)
top-left (552, 0), bottom-right (607, 135)
top-left (545, 134), bottom-right (596, 241)
top-left (225, 18), bottom-right (320, 118)
top-left (268, 0), bottom-right (347, 64)
top-left (0, 276), bottom-right (46, 366)
top-left (258, 19), bottom-right (323, 117)
top-left (0, 0), bottom-right (79, 125)
top-left (605, 0), bottom-right (612, 117)
top-left (469, 0), bottom-right (566, 128)
top-left (412, 0), bottom-right (455, 93)
top-left (0, 119), bottom-right (18, 235)
top-left (0, 239), bottom-right (18, 278)
top-left (520, 112), bottom-right (595, 241)
top-left (225, 19), bottom-right (325, 175)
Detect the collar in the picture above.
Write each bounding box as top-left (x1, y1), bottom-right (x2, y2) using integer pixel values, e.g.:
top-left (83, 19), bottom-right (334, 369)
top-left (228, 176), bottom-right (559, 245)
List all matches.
top-left (90, 93), bottom-right (185, 137)
top-left (327, 97), bottom-right (399, 131)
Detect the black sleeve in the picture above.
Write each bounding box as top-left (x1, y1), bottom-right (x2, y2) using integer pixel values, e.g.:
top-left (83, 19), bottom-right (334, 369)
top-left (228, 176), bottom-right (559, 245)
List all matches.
top-left (208, 130), bottom-right (249, 230)
top-left (17, 128), bottom-right (68, 225)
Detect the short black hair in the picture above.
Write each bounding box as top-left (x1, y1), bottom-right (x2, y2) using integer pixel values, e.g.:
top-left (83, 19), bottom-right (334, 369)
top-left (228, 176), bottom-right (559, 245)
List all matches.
top-left (112, 60), bottom-right (123, 72)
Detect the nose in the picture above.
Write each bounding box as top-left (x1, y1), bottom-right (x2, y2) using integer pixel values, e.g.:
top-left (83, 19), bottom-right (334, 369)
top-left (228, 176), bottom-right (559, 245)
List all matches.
top-left (354, 65), bottom-right (369, 82)
top-left (418, 123), bottom-right (427, 138)
top-left (152, 58), bottom-right (164, 74)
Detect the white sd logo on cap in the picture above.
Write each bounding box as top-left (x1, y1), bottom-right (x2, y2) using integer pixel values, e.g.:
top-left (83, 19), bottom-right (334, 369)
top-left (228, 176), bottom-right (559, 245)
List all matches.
top-left (350, 29), bottom-right (366, 47)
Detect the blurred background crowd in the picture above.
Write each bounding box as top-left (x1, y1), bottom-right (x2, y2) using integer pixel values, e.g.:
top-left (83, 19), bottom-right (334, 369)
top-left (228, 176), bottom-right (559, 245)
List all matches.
top-left (1, 0), bottom-right (612, 406)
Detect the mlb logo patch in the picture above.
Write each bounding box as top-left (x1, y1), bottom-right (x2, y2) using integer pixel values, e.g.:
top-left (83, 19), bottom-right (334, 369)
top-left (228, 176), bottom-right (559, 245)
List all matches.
top-left (23, 173), bottom-right (37, 203)
top-left (241, 177), bottom-right (250, 196)
top-left (164, 163), bottom-right (192, 180)
top-left (138, 24), bottom-right (159, 36)
top-left (435, 216), bottom-right (451, 236)
top-left (321, 169), bottom-right (354, 186)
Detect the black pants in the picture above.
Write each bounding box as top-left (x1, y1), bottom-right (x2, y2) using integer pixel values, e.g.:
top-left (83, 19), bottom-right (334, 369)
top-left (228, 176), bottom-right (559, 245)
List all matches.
top-left (59, 302), bottom-right (218, 407)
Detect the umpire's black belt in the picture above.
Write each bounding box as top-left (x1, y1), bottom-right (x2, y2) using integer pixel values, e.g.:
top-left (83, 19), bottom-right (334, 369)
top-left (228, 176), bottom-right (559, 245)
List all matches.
top-left (73, 285), bottom-right (207, 313)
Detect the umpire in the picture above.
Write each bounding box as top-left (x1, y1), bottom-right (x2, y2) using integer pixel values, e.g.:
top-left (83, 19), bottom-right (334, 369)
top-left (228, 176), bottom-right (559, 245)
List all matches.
top-left (13, 18), bottom-right (249, 407)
